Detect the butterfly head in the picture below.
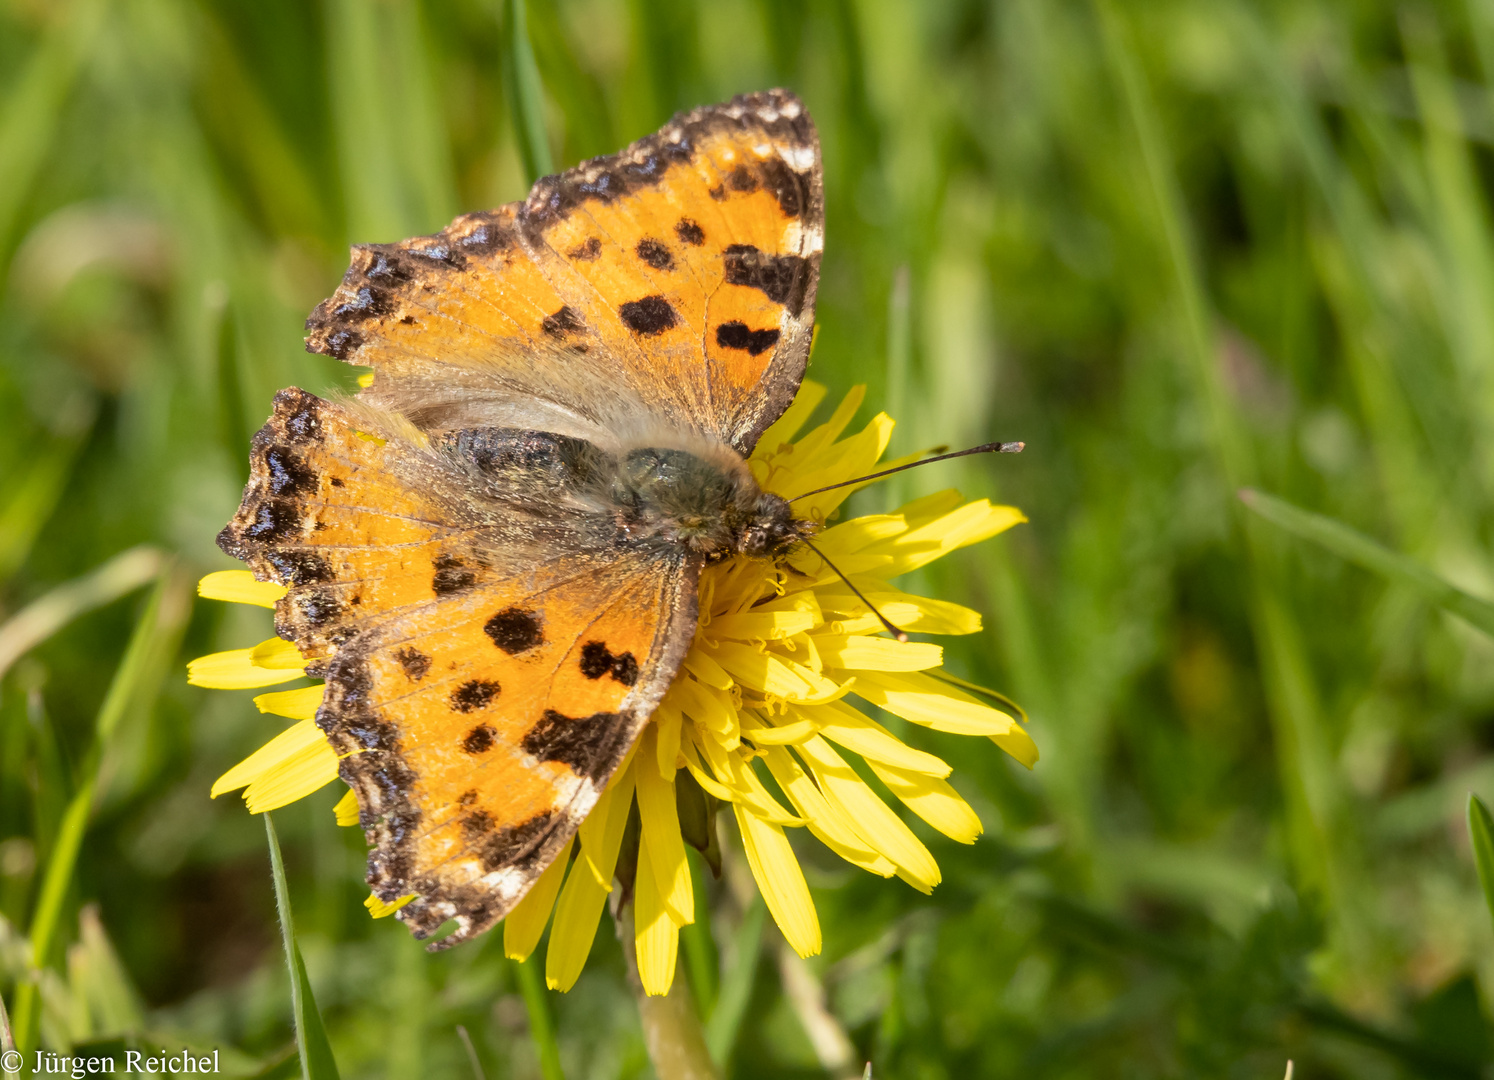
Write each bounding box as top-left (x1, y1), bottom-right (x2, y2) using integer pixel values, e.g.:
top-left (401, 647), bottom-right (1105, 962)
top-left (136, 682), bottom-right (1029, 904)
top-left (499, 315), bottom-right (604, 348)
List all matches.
top-left (734, 491), bottom-right (816, 559)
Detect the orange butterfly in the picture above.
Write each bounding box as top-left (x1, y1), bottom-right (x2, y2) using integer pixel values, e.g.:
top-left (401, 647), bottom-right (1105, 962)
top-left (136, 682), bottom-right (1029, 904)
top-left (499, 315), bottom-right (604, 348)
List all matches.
top-left (218, 91), bottom-right (822, 947)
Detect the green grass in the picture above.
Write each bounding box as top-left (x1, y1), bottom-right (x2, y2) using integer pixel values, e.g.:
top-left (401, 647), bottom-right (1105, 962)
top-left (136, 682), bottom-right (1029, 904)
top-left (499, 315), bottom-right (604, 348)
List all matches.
top-left (4, 0), bottom-right (1494, 1076)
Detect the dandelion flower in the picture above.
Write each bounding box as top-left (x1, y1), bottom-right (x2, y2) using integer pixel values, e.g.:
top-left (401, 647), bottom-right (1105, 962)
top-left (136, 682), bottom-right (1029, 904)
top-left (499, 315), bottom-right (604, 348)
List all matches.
top-left (193, 384), bottom-right (1033, 994)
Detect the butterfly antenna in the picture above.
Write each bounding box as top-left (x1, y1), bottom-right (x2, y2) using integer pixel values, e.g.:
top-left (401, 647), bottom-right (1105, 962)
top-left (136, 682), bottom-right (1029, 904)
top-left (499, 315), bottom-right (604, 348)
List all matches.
top-left (787, 441), bottom-right (1025, 503)
top-left (800, 537), bottom-right (908, 642)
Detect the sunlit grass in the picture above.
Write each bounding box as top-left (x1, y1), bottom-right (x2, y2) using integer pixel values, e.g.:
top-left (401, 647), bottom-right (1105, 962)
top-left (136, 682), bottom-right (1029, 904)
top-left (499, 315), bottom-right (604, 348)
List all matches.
top-left (3, 0), bottom-right (1494, 1076)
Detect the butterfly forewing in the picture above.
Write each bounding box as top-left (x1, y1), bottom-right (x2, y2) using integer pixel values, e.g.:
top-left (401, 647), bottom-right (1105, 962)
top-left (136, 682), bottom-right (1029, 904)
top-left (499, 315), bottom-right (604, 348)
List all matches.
top-left (305, 90), bottom-right (821, 455)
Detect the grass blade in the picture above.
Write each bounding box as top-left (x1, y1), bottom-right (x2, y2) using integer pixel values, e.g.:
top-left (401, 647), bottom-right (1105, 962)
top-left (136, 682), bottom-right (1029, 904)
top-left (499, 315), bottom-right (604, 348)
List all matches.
top-left (1468, 795), bottom-right (1494, 936)
top-left (503, 0), bottom-right (553, 184)
top-left (511, 958), bottom-right (564, 1080)
top-left (705, 898), bottom-right (764, 1067)
top-left (0, 983), bottom-right (13, 1054)
top-left (680, 853), bottom-right (717, 1019)
top-left (10, 563), bottom-right (172, 1050)
top-left (1239, 489), bottom-right (1494, 638)
top-left (0, 432), bottom-right (89, 581)
top-left (265, 813), bottom-right (341, 1080)
top-left (456, 1024), bottom-right (487, 1080)
top-left (0, 547), bottom-right (164, 681)
top-left (0, 0), bottom-right (106, 259)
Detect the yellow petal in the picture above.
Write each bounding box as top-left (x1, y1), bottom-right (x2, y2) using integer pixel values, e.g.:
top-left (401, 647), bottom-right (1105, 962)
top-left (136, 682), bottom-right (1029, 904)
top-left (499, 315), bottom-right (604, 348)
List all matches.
top-left (815, 634), bottom-right (942, 672)
top-left (198, 571), bottom-right (285, 608)
top-left (212, 719), bottom-right (327, 798)
top-left (243, 737), bottom-right (339, 813)
top-left (365, 893), bottom-right (415, 918)
top-left (635, 728), bottom-right (693, 924)
top-left (743, 712), bottom-right (821, 745)
top-left (815, 585), bottom-right (982, 636)
top-left (804, 700), bottom-right (951, 776)
top-left (334, 788), bottom-right (360, 826)
top-left (672, 676), bottom-right (739, 746)
top-left (708, 608), bottom-right (818, 643)
top-left (759, 744), bottom-right (895, 877)
top-left (546, 765), bottom-right (635, 991)
top-left (894, 488), bottom-right (967, 529)
top-left (682, 649), bottom-right (733, 690)
top-left (254, 684), bottom-right (324, 720)
top-left (794, 735), bottom-right (940, 892)
top-left (867, 761), bottom-right (983, 843)
top-left (812, 513), bottom-right (911, 556)
top-left (874, 500), bottom-right (1026, 578)
top-left (753, 378), bottom-right (828, 452)
top-left (776, 384), bottom-right (864, 462)
top-left (634, 834), bottom-right (682, 996)
top-left (852, 671), bottom-right (1020, 736)
top-left (695, 729), bottom-right (804, 826)
top-left (188, 645), bottom-right (306, 689)
top-left (251, 637), bottom-right (308, 669)
top-left (786, 549), bottom-right (895, 584)
top-left (679, 738), bottom-right (740, 803)
top-left (710, 640), bottom-right (839, 701)
top-left (786, 414), bottom-right (895, 519)
top-left (504, 834), bottom-right (574, 962)
top-left (992, 725), bottom-right (1040, 769)
top-left (654, 699), bottom-right (683, 780)
top-left (734, 802), bottom-right (821, 958)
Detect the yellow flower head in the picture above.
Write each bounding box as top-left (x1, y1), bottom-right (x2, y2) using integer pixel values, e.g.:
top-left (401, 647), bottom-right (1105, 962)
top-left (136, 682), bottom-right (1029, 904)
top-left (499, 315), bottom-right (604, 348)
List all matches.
top-left (190, 384), bottom-right (1033, 995)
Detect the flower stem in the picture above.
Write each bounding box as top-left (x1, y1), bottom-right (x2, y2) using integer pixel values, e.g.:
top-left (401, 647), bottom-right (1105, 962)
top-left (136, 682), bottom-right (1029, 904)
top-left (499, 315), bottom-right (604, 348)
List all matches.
top-left (511, 957), bottom-right (565, 1080)
top-left (616, 909), bottom-right (720, 1080)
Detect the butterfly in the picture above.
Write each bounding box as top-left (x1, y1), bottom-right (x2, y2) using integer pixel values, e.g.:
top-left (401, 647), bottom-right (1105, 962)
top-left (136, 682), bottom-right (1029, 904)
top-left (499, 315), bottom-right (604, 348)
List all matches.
top-left (217, 90), bottom-right (822, 947)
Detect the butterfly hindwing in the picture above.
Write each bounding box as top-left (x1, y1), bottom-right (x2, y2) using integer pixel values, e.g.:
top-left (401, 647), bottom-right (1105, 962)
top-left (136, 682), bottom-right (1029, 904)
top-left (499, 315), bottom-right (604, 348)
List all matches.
top-left (218, 391), bottom-right (697, 945)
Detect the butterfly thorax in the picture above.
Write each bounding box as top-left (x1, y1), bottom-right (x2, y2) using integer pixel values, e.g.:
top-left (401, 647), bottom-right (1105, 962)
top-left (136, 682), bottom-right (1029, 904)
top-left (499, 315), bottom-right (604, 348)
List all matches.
top-left (435, 427), bottom-right (815, 563)
top-left (611, 446), bottom-right (815, 561)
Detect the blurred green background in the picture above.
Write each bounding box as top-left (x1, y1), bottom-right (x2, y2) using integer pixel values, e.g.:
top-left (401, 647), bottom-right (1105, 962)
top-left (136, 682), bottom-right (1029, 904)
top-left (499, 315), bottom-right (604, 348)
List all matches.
top-left (4, 0), bottom-right (1494, 1076)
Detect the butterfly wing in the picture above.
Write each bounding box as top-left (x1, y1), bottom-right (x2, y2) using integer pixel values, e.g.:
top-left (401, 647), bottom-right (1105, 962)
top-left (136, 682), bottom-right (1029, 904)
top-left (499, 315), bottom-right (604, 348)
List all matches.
top-left (219, 390), bottom-right (696, 946)
top-left (305, 89), bottom-right (821, 455)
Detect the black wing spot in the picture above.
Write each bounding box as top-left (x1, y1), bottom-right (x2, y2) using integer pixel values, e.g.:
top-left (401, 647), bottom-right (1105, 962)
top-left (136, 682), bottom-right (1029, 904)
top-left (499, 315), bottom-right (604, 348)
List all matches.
top-left (321, 329), bottom-right (363, 360)
top-left (463, 724), bottom-right (497, 754)
top-left (758, 157), bottom-right (807, 218)
top-left (475, 810), bottom-right (558, 872)
top-left (280, 393), bottom-right (322, 441)
top-left (619, 295), bottom-right (678, 336)
top-left (541, 305), bottom-right (585, 338)
top-left (432, 554), bottom-right (477, 596)
top-left (458, 788), bottom-right (478, 805)
top-left (522, 709), bottom-right (624, 781)
top-left (395, 647), bottom-right (431, 681)
top-left (722, 245), bottom-right (810, 316)
top-left (579, 641), bottom-right (640, 686)
top-left (463, 808), bottom-right (494, 837)
top-left (568, 237), bottom-right (602, 260)
top-left (675, 218), bottom-right (704, 246)
top-left (297, 588), bottom-right (342, 626)
top-left (727, 165), bottom-right (758, 192)
top-left (242, 500), bottom-right (302, 542)
top-left (265, 448), bottom-right (318, 497)
top-left (636, 238), bottom-right (674, 271)
top-left (485, 607), bottom-right (545, 654)
top-left (715, 321), bottom-right (781, 356)
top-left (708, 184), bottom-right (726, 201)
top-left (451, 679), bottom-right (500, 713)
top-left (265, 551), bottom-right (333, 586)
top-left (329, 476), bottom-right (345, 488)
